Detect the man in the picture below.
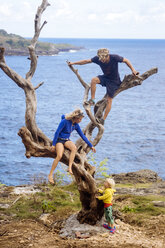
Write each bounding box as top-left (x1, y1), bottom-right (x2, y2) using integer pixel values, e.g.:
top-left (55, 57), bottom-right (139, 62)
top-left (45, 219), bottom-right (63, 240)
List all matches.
top-left (68, 48), bottom-right (139, 125)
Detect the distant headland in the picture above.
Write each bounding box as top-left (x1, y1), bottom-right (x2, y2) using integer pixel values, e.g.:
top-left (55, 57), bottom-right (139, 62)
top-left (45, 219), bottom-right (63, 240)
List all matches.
top-left (0, 29), bottom-right (82, 56)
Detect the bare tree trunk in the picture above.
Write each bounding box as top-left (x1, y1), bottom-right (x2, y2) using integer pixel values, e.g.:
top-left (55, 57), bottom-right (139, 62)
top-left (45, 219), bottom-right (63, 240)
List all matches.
top-left (0, 0), bottom-right (158, 225)
top-left (0, 1), bottom-right (51, 146)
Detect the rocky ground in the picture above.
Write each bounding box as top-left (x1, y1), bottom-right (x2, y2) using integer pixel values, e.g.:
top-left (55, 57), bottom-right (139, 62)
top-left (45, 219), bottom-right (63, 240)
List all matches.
top-left (0, 169), bottom-right (165, 248)
top-left (1, 212), bottom-right (165, 248)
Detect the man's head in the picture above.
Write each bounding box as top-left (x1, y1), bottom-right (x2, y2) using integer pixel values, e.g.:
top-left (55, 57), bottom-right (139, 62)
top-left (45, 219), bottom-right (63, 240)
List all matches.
top-left (97, 48), bottom-right (109, 63)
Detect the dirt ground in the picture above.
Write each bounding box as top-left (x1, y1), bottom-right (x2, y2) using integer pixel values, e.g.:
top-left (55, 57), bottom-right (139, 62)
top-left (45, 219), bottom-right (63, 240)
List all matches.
top-left (0, 216), bottom-right (165, 248)
top-left (0, 175), bottom-right (165, 248)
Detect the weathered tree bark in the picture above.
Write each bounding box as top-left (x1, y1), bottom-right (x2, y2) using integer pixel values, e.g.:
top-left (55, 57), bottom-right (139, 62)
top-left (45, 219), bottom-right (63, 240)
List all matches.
top-left (0, 0), bottom-right (158, 225)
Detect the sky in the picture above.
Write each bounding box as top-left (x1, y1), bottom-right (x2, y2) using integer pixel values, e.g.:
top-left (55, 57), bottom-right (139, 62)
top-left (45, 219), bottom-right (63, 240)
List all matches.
top-left (0, 0), bottom-right (165, 39)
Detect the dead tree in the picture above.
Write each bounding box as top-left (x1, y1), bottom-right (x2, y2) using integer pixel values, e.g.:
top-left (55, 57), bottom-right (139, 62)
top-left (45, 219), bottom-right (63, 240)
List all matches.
top-left (0, 0), bottom-right (158, 225)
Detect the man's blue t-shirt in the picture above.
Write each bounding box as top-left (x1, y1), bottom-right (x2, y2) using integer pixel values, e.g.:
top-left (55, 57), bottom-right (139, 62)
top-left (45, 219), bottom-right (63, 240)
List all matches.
top-left (91, 54), bottom-right (123, 84)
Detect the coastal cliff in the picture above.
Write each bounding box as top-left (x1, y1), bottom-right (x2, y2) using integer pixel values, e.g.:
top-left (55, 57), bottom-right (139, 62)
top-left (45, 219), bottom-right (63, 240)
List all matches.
top-left (0, 29), bottom-right (82, 56)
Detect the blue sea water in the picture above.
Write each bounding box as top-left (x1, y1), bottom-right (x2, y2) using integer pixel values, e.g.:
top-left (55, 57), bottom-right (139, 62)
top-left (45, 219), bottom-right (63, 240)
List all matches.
top-left (0, 38), bottom-right (165, 186)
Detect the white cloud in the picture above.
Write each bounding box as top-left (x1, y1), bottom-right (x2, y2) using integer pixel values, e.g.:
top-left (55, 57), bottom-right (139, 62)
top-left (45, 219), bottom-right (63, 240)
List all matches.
top-left (88, 14), bottom-right (97, 21)
top-left (105, 12), bottom-right (124, 21)
top-left (22, 1), bottom-right (32, 10)
top-left (104, 5), bottom-right (165, 25)
top-left (55, 8), bottom-right (72, 18)
top-left (53, 0), bottom-right (73, 18)
top-left (0, 0), bottom-right (165, 38)
top-left (148, 3), bottom-right (165, 21)
top-left (0, 3), bottom-right (12, 16)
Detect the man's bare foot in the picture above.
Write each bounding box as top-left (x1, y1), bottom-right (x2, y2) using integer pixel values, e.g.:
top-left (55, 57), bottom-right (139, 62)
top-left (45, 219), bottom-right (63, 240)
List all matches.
top-left (48, 175), bottom-right (55, 185)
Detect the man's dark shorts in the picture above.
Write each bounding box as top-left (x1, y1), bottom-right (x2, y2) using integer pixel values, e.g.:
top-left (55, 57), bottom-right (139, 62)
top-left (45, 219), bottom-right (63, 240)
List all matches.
top-left (98, 75), bottom-right (121, 98)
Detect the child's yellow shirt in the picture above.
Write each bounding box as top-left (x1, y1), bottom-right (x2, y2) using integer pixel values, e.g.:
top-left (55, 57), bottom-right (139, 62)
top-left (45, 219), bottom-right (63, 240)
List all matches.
top-left (98, 188), bottom-right (116, 204)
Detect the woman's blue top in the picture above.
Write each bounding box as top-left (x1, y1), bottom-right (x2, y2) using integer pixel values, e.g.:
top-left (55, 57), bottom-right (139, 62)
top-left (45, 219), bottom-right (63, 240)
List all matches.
top-left (52, 115), bottom-right (93, 147)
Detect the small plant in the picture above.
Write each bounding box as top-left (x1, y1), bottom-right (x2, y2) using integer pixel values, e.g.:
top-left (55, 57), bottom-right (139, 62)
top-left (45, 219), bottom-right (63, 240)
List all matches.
top-left (31, 173), bottom-right (47, 185)
top-left (87, 152), bottom-right (109, 178)
top-left (54, 169), bottom-right (65, 185)
top-left (122, 206), bottom-right (136, 213)
top-left (42, 200), bottom-right (56, 213)
top-left (0, 182), bottom-right (5, 187)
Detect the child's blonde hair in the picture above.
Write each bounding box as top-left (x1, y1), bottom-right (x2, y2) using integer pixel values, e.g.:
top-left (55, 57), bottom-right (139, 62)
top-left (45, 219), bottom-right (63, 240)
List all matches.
top-left (65, 108), bottom-right (84, 120)
top-left (105, 178), bottom-right (115, 189)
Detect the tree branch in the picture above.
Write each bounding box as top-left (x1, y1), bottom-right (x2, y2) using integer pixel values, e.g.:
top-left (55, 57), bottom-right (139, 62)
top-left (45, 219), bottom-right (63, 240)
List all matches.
top-left (67, 62), bottom-right (89, 89)
top-left (26, 0), bottom-right (50, 80)
top-left (68, 65), bottom-right (158, 156)
top-left (34, 82), bottom-right (44, 90)
top-left (40, 21), bottom-right (48, 32)
top-left (67, 63), bottom-right (104, 127)
top-left (17, 126), bottom-right (95, 178)
top-left (114, 67), bottom-right (158, 97)
top-left (0, 48), bottom-right (27, 89)
top-left (67, 63), bottom-right (106, 152)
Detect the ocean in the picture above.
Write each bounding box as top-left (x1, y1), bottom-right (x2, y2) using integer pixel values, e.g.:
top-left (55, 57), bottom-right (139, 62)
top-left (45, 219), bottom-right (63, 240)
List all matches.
top-left (0, 38), bottom-right (165, 185)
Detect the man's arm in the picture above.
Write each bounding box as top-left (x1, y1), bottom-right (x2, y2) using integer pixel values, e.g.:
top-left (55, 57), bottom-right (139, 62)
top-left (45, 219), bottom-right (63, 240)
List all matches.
top-left (67, 59), bottom-right (92, 66)
top-left (123, 58), bottom-right (139, 76)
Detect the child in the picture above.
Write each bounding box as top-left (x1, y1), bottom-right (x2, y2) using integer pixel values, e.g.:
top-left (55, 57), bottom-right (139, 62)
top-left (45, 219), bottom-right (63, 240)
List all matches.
top-left (96, 178), bottom-right (116, 233)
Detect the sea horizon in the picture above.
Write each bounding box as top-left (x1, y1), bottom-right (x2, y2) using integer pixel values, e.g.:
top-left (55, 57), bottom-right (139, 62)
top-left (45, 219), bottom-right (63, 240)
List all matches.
top-left (37, 37), bottom-right (165, 40)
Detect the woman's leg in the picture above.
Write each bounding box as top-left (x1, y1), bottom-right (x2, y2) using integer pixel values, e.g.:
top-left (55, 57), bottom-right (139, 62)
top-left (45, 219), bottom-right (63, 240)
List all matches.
top-left (64, 141), bottom-right (77, 174)
top-left (48, 143), bottom-right (64, 184)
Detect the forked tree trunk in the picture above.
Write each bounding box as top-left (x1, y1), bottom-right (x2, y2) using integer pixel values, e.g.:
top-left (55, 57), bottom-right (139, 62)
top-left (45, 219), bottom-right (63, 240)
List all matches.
top-left (0, 0), bottom-right (158, 225)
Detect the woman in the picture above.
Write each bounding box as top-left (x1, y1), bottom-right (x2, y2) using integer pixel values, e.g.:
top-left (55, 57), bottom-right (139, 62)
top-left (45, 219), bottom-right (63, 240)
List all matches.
top-left (49, 108), bottom-right (96, 184)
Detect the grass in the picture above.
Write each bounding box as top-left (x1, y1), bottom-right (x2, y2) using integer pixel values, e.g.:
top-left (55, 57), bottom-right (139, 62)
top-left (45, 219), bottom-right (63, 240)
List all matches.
top-left (116, 194), bottom-right (165, 226)
top-left (1, 181), bottom-right (165, 225)
top-left (0, 182), bottom-right (81, 220)
top-left (120, 195), bottom-right (165, 215)
top-left (116, 183), bottom-right (153, 188)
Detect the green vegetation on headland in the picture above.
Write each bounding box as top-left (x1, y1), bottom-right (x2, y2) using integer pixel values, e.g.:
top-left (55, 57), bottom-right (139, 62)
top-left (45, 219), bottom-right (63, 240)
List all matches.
top-left (0, 29), bottom-right (82, 56)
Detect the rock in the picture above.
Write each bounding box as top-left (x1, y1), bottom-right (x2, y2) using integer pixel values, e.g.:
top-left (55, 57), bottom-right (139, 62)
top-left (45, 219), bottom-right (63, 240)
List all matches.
top-left (75, 231), bottom-right (90, 239)
top-left (116, 184), bottom-right (165, 196)
top-left (19, 240), bottom-right (25, 244)
top-left (157, 182), bottom-right (165, 188)
top-left (60, 214), bottom-right (112, 238)
top-left (11, 185), bottom-right (41, 195)
top-left (0, 203), bottom-right (10, 209)
top-left (39, 213), bottom-right (51, 226)
top-left (111, 169), bottom-right (162, 184)
top-left (113, 209), bottom-right (124, 220)
top-left (152, 201), bottom-right (165, 207)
